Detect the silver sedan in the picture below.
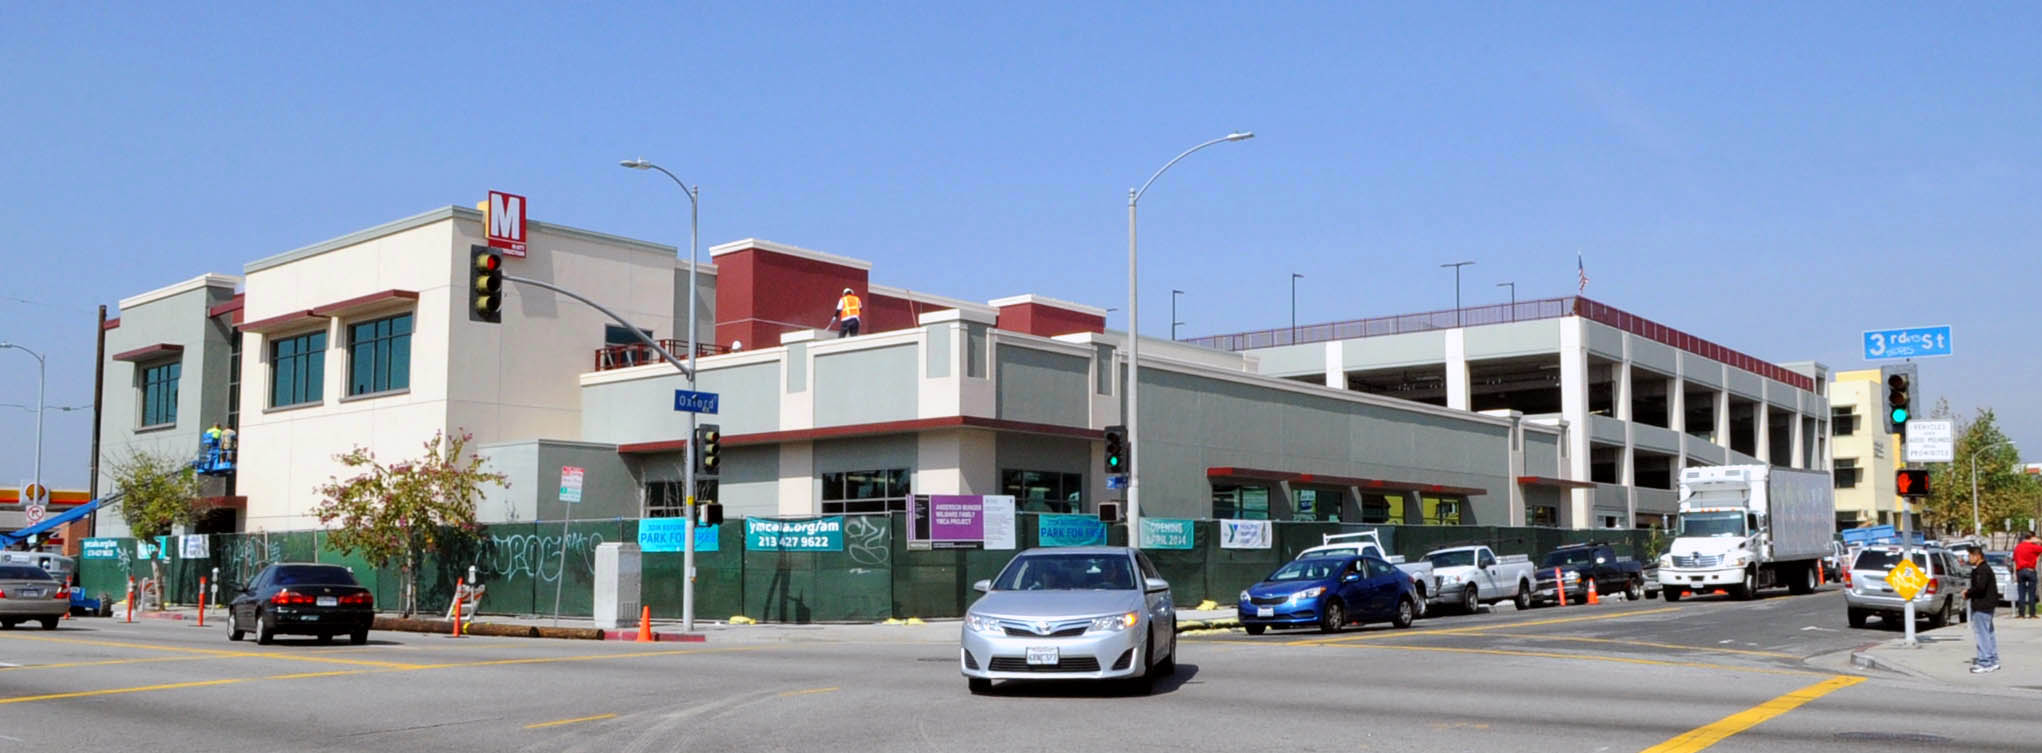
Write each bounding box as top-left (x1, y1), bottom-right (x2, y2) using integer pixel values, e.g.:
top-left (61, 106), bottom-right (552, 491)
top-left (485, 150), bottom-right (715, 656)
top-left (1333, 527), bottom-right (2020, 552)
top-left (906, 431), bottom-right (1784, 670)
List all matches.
top-left (0, 563), bottom-right (69, 630)
top-left (960, 547), bottom-right (1177, 694)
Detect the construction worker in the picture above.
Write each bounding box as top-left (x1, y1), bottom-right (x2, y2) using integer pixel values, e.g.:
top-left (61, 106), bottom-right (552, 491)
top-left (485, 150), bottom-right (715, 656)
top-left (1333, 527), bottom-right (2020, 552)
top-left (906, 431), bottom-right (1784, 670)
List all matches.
top-left (220, 424), bottom-right (237, 463)
top-left (832, 287), bottom-right (862, 338)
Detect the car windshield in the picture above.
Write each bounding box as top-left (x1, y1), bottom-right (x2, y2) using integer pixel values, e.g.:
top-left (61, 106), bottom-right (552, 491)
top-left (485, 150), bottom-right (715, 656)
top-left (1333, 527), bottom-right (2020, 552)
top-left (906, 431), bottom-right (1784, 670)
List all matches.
top-left (991, 554), bottom-right (1137, 591)
top-left (0, 565), bottom-right (55, 581)
top-left (1267, 558), bottom-right (1345, 582)
top-left (1542, 548), bottom-right (1598, 567)
top-left (1986, 553), bottom-right (2012, 566)
top-left (271, 565), bottom-right (359, 586)
top-left (1678, 511), bottom-right (1746, 537)
top-left (1852, 550), bottom-right (1929, 572)
top-left (1426, 551), bottom-right (1476, 568)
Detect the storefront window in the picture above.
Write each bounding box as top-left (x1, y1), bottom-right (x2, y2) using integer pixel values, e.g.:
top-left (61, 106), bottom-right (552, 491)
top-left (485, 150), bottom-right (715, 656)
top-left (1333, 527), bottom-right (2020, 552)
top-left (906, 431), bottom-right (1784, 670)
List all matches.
top-left (1212, 483), bottom-right (1270, 520)
top-left (821, 468), bottom-right (910, 514)
top-left (1360, 494), bottom-right (1403, 524)
top-left (1292, 488), bottom-right (1342, 522)
top-left (1421, 495), bottom-right (1465, 525)
top-left (1001, 469), bottom-right (1082, 513)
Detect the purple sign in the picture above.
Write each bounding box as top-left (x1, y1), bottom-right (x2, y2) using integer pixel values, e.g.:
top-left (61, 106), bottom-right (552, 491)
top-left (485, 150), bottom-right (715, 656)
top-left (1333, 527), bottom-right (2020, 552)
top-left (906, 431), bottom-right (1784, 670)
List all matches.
top-left (929, 495), bottom-right (984, 542)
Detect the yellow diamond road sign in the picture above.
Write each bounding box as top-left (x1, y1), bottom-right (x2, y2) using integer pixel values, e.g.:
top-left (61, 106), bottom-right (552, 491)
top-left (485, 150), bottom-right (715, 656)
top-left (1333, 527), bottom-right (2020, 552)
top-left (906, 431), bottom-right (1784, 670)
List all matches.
top-left (1886, 558), bottom-right (1929, 601)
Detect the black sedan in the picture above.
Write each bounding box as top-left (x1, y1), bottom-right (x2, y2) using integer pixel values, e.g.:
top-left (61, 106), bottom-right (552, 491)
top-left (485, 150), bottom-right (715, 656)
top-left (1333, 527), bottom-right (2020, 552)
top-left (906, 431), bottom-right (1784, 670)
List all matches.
top-left (226, 563), bottom-right (374, 645)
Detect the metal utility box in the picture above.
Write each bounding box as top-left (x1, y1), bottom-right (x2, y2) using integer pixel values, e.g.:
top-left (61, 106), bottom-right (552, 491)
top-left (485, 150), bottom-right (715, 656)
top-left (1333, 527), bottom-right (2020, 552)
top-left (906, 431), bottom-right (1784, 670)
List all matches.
top-left (593, 542), bottom-right (642, 630)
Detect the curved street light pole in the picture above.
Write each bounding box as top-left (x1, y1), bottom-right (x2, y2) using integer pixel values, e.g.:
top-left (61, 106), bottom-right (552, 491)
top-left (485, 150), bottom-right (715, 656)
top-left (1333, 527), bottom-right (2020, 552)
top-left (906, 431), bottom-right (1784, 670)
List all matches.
top-left (0, 343), bottom-right (46, 509)
top-left (621, 159), bottom-right (702, 633)
top-left (1126, 132), bottom-right (1253, 547)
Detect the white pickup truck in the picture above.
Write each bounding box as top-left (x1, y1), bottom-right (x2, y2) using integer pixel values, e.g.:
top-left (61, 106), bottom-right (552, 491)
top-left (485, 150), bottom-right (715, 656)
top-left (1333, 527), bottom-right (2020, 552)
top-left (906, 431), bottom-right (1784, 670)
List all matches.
top-left (1422, 545), bottom-right (1537, 613)
top-left (1296, 532), bottom-right (1441, 613)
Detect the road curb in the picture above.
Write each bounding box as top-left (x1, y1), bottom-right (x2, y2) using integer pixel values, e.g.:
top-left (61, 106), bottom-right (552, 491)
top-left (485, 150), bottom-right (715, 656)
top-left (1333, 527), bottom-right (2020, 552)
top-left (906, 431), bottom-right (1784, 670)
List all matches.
top-left (598, 630), bottom-right (707, 643)
top-left (1177, 617), bottom-right (1239, 632)
top-left (1849, 644), bottom-right (1928, 680)
top-left (366, 615), bottom-right (710, 642)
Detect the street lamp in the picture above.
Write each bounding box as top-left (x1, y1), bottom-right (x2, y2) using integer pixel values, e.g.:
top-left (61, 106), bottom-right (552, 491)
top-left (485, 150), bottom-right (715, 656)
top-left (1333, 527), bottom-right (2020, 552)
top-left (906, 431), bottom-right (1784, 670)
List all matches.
top-left (1290, 273), bottom-right (1303, 344)
top-left (0, 342), bottom-right (46, 510)
top-left (620, 158), bottom-right (704, 633)
top-left (1170, 290), bottom-right (1185, 341)
top-left (1441, 261), bottom-right (1474, 327)
top-left (1126, 131), bottom-right (1254, 547)
top-left (1497, 281), bottom-right (1515, 321)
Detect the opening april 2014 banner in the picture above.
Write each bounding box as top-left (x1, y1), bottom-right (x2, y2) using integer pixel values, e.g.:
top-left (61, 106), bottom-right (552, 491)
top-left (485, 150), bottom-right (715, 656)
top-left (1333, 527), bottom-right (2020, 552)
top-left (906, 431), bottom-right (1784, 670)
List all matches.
top-left (636, 519), bottom-right (720, 553)
top-left (745, 517), bottom-right (845, 552)
top-left (1139, 518), bottom-right (1196, 549)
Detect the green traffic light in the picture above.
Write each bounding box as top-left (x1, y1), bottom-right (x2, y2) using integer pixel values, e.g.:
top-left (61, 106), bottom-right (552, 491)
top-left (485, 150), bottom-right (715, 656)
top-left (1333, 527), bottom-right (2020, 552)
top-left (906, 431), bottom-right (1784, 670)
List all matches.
top-left (1892, 407), bottom-right (1909, 424)
top-left (1108, 457), bottom-right (1121, 469)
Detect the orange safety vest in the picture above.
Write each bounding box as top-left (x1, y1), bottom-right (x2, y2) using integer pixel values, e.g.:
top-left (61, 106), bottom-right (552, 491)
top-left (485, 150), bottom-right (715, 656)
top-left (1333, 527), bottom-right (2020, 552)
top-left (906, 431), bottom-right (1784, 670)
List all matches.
top-left (838, 294), bottom-right (862, 319)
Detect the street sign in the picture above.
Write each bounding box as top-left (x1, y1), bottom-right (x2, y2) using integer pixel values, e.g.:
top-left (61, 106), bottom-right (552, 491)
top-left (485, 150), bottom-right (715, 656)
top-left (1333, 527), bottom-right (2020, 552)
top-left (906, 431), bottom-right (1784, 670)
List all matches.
top-left (1885, 558), bottom-right (1928, 600)
top-left (673, 389), bottom-right (720, 414)
top-left (23, 504), bottom-right (44, 525)
top-left (1862, 325), bottom-right (1952, 361)
top-left (559, 466), bottom-right (584, 503)
top-left (1896, 469), bottom-right (1931, 497)
top-left (484, 190), bottom-right (527, 256)
top-left (1905, 420), bottom-right (1955, 463)
top-left (1106, 475), bottom-right (1128, 490)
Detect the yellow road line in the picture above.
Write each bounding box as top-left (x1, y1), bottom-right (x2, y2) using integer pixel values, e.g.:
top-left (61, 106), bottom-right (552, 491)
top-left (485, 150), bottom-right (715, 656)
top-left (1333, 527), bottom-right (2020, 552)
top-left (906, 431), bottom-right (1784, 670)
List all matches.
top-left (778, 686), bottom-right (839, 697)
top-left (1641, 675), bottom-right (1865, 752)
top-left (0, 655), bottom-right (216, 672)
top-left (525, 713), bottom-right (617, 730)
top-left (268, 670), bottom-right (366, 681)
top-left (1290, 606), bottom-right (1683, 646)
top-left (0, 634), bottom-right (428, 668)
top-left (0, 678), bottom-right (246, 705)
top-left (1350, 643), bottom-right (1826, 678)
top-left (409, 645), bottom-right (761, 670)
top-left (1459, 633), bottom-right (1798, 659)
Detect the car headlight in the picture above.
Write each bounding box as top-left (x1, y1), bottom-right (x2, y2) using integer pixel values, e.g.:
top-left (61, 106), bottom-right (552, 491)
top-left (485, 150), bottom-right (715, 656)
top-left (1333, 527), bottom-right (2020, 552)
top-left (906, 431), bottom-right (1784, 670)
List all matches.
top-left (1730, 555), bottom-right (1750, 567)
top-left (1441, 573), bottom-right (1462, 584)
top-left (1563, 571), bottom-right (1580, 582)
top-left (964, 613), bottom-right (1004, 635)
top-left (1088, 611), bottom-right (1139, 633)
top-left (1239, 590), bottom-right (1252, 603)
top-left (1659, 555), bottom-right (1673, 567)
top-left (1292, 586), bottom-right (1326, 601)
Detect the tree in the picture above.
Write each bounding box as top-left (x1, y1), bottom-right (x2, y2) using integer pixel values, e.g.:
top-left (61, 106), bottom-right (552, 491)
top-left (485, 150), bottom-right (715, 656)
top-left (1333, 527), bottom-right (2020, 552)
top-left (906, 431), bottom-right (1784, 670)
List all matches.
top-left (1922, 408), bottom-right (2040, 537)
top-left (108, 449), bottom-right (206, 606)
top-left (312, 430), bottom-right (505, 616)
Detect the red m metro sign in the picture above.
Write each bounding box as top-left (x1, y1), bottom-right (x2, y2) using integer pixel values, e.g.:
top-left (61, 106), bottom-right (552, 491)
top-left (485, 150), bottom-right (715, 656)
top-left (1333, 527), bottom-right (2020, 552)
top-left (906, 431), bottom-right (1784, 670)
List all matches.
top-left (485, 190), bottom-right (527, 256)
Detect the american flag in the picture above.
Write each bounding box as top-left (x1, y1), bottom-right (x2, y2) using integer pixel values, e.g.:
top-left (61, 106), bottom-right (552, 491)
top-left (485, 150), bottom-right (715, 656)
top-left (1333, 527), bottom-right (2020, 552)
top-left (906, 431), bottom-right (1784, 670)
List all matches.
top-left (1577, 252), bottom-right (1590, 292)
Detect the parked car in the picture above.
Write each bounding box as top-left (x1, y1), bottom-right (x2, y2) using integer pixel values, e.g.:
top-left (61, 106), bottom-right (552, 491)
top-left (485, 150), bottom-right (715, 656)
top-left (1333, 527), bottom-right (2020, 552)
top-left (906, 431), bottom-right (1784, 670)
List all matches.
top-left (1534, 543), bottom-right (1646, 605)
top-left (961, 547), bottom-right (1177, 695)
top-left (1423, 545), bottom-right (1537, 613)
top-left (0, 552), bottom-right (110, 617)
top-left (225, 563), bottom-right (375, 645)
top-left (0, 563), bottom-right (69, 629)
top-left (1843, 545), bottom-right (1971, 629)
top-left (1294, 532), bottom-right (1439, 613)
top-left (1821, 541), bottom-right (1848, 580)
top-left (1237, 554), bottom-right (1419, 634)
top-left (1985, 552), bottom-right (2015, 605)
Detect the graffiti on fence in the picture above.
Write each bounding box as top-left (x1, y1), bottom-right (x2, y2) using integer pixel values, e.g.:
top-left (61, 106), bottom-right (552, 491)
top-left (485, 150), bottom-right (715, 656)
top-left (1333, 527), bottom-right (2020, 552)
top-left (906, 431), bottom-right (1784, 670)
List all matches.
top-left (845, 515), bottom-right (889, 567)
top-left (219, 536), bottom-right (286, 581)
top-left (473, 530), bottom-right (608, 584)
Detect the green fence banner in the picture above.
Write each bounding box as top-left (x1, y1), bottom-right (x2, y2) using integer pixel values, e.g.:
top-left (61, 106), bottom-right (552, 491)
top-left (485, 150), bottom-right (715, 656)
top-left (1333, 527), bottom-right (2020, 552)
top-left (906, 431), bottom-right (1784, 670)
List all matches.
top-left (745, 517), bottom-right (844, 551)
top-left (1139, 518), bottom-right (1195, 549)
top-left (1037, 514), bottom-right (1106, 547)
top-left (638, 519), bottom-right (719, 553)
top-left (81, 538), bottom-right (122, 559)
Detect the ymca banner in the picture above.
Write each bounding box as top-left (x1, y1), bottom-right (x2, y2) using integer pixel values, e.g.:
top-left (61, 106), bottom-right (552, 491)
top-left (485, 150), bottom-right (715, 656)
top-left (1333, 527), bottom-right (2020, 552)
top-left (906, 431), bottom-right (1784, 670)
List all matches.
top-left (1218, 519), bottom-right (1273, 549)
top-left (1139, 518), bottom-right (1196, 550)
top-left (745, 516), bottom-right (845, 552)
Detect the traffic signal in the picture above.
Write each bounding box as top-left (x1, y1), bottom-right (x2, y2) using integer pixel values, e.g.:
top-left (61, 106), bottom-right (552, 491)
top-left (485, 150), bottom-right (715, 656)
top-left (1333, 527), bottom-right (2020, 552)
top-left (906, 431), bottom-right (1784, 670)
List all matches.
top-left (694, 423), bottom-right (720, 476)
top-left (1103, 425), bottom-right (1129, 475)
top-left (695, 477), bottom-right (720, 504)
top-left (469, 246), bottom-right (503, 323)
top-left (1896, 469), bottom-right (1931, 497)
top-left (1881, 363), bottom-right (1916, 436)
top-left (697, 502), bottom-right (724, 526)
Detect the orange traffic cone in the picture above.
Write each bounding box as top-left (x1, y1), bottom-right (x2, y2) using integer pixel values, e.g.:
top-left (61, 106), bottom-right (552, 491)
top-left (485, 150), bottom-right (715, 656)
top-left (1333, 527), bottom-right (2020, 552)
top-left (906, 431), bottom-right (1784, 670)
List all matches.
top-left (636, 605), bottom-right (653, 642)
top-left (1585, 578), bottom-right (1600, 605)
top-left (1817, 561), bottom-right (1826, 586)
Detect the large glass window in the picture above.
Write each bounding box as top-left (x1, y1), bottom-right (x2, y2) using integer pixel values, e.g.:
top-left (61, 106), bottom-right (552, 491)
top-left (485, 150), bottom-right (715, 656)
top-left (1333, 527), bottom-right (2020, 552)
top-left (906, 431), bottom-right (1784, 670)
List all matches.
top-left (1001, 469), bottom-right (1083, 513)
top-left (270, 330), bottom-right (326, 408)
top-left (139, 361), bottom-right (180, 427)
top-left (1212, 483), bottom-right (1270, 520)
top-left (1292, 488), bottom-right (1343, 522)
top-left (226, 333), bottom-right (242, 429)
top-left (1360, 493), bottom-right (1403, 524)
top-left (348, 313), bottom-right (412, 396)
top-left (1421, 495), bottom-right (1465, 525)
top-left (821, 468), bottom-right (910, 514)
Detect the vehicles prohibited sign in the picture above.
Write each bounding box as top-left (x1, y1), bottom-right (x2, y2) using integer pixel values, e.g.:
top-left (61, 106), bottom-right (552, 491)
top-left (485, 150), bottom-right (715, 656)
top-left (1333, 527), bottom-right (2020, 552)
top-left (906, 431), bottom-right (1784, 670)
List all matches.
top-left (1886, 558), bottom-right (1928, 600)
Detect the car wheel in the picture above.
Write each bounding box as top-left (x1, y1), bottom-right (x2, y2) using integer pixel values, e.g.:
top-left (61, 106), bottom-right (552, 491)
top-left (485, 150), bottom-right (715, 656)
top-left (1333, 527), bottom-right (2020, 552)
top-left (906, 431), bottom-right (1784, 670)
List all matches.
top-left (97, 598), bottom-right (112, 618)
top-left (1663, 588), bottom-right (1683, 603)
top-left (1319, 601), bottom-right (1345, 633)
top-left (1928, 599), bottom-right (1951, 628)
top-left (39, 617), bottom-right (59, 630)
top-left (1459, 586), bottom-right (1479, 615)
top-left (1243, 624), bottom-right (1266, 636)
top-left (1513, 585), bottom-right (1531, 610)
top-left (226, 611), bottom-right (245, 641)
top-left (1848, 608), bottom-right (1868, 628)
top-left (1789, 565), bottom-right (1815, 595)
top-left (1625, 578), bottom-right (1644, 601)
top-left (0, 619), bottom-right (14, 629)
top-left (1392, 598), bottom-right (1416, 629)
top-left (257, 611), bottom-right (277, 645)
top-left (967, 678), bottom-right (992, 695)
top-left (1154, 642), bottom-right (1177, 677)
top-left (350, 630), bottom-right (368, 645)
top-left (316, 633), bottom-right (333, 644)
top-left (1733, 569), bottom-right (1758, 600)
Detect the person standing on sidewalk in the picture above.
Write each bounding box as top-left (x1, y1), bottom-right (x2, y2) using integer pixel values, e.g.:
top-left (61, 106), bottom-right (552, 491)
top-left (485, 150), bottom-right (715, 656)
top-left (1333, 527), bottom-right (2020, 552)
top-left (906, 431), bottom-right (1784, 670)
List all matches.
top-left (1966, 548), bottom-right (2000, 673)
top-left (2013, 532), bottom-right (2041, 619)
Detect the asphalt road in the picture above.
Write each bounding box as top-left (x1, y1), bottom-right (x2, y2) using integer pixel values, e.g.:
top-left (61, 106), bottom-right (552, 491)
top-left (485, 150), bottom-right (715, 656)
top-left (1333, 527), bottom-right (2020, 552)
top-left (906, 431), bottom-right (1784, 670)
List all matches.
top-left (1, 586), bottom-right (2035, 752)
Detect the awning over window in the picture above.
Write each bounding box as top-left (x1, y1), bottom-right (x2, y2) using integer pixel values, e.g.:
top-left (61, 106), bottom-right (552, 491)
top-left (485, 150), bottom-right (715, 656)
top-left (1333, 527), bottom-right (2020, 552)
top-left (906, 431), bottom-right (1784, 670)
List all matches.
top-left (1206, 466), bottom-right (1487, 497)
top-left (1516, 475), bottom-right (1596, 490)
top-left (111, 343), bottom-right (184, 362)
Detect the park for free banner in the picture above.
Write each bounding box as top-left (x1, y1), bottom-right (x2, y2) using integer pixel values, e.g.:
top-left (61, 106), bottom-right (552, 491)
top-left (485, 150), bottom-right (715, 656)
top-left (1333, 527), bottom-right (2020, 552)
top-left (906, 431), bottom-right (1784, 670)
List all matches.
top-left (1037, 514), bottom-right (1107, 547)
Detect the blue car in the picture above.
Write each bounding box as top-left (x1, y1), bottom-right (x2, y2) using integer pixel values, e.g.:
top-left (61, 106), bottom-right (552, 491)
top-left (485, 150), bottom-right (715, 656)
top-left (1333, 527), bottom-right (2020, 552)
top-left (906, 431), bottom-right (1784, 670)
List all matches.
top-left (1237, 554), bottom-right (1419, 635)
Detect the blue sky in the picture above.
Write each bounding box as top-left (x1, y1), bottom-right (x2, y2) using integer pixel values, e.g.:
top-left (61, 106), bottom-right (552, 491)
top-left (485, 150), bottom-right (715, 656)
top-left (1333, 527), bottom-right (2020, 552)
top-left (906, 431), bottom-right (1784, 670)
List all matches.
top-left (3, 3), bottom-right (2037, 490)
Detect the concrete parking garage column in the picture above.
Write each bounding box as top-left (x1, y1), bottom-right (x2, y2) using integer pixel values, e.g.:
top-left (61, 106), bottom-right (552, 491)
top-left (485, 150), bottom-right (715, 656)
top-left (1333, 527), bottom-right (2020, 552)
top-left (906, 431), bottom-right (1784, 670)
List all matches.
top-left (1324, 340), bottom-right (1344, 389)
top-left (1755, 401), bottom-right (1771, 464)
top-left (1444, 328), bottom-right (1470, 411)
top-left (1559, 320), bottom-right (1593, 528)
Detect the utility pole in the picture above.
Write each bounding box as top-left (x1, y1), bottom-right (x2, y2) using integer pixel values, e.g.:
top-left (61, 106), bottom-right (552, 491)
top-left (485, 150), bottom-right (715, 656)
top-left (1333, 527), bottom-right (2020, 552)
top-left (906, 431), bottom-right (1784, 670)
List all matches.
top-left (1290, 273), bottom-right (1303, 344)
top-left (1441, 261), bottom-right (1474, 327)
top-left (1170, 290), bottom-right (1184, 341)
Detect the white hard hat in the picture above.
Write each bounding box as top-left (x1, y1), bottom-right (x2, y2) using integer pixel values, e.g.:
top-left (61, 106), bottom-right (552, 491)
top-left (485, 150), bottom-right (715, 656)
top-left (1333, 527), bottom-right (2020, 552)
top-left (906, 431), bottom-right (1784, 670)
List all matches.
top-left (843, 287), bottom-right (854, 294)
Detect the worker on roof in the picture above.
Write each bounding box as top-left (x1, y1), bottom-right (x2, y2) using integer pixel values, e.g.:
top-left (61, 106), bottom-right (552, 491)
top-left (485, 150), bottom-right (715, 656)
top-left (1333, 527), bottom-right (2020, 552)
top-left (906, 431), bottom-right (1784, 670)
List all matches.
top-left (831, 287), bottom-right (863, 338)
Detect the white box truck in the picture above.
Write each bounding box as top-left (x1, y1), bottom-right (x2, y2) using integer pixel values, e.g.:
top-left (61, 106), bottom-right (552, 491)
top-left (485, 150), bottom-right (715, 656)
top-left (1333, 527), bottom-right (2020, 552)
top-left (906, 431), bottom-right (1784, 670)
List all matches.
top-left (1657, 465), bottom-right (1835, 601)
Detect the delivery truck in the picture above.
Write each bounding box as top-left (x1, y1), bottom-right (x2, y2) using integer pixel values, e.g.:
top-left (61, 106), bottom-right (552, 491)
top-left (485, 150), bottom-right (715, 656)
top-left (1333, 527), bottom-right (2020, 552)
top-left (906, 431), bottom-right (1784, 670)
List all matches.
top-left (1657, 465), bottom-right (1835, 601)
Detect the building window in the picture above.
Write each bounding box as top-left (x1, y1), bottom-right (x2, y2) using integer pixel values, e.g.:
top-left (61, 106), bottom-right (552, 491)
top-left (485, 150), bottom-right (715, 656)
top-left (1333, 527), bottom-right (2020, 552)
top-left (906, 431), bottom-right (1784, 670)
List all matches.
top-left (1212, 483), bottom-right (1270, 520)
top-left (966, 325), bottom-right (988, 378)
top-left (646, 481), bottom-right (688, 518)
top-left (1002, 469), bottom-right (1083, 513)
top-left (270, 330), bottom-right (327, 408)
top-left (1421, 495), bottom-right (1464, 525)
top-left (1832, 410), bottom-right (1857, 437)
top-left (1834, 458), bottom-right (1861, 489)
top-left (1527, 505), bottom-right (1559, 527)
top-left (821, 468), bottom-right (910, 514)
top-left (1292, 488), bottom-right (1343, 522)
top-left (139, 361), bottom-right (181, 428)
top-left (1360, 493), bottom-right (1403, 524)
top-left (226, 333), bottom-right (242, 429)
top-left (348, 313), bottom-right (412, 396)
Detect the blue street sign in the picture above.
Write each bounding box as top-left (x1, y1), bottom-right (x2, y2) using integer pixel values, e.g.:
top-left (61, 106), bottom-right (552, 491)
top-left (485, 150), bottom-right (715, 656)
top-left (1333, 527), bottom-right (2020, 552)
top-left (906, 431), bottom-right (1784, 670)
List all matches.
top-left (1862, 326), bottom-right (1951, 361)
top-left (673, 389), bottom-right (720, 414)
top-left (1106, 475), bottom-right (1128, 490)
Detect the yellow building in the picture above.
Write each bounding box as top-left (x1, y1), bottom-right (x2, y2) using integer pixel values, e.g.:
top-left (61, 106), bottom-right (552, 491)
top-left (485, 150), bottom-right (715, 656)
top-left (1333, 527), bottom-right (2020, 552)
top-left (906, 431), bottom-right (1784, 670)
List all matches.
top-left (1830, 369), bottom-right (1907, 529)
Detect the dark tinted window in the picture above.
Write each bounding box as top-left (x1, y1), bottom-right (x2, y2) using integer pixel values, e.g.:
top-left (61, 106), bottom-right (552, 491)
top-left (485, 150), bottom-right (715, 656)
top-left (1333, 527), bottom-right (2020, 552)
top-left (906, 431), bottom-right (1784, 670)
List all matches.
top-left (993, 554), bottom-right (1137, 591)
top-left (1852, 549), bottom-right (1928, 572)
top-left (0, 565), bottom-right (55, 581)
top-left (270, 565), bottom-right (358, 586)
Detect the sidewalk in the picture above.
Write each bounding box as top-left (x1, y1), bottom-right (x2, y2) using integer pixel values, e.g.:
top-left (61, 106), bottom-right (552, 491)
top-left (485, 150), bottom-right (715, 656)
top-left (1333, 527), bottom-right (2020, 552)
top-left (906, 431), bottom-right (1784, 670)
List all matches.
top-left (1851, 612), bottom-right (2042, 691)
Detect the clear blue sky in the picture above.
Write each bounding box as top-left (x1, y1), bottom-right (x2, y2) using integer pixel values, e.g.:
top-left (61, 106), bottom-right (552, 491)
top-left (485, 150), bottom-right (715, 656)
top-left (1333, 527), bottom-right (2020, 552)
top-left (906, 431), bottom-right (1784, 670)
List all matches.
top-left (3, 4), bottom-right (2037, 490)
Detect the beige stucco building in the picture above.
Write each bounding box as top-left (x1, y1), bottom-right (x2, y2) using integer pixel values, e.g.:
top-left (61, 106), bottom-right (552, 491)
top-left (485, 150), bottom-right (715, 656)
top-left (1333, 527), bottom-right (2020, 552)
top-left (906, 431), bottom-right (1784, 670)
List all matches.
top-left (1829, 369), bottom-right (1904, 529)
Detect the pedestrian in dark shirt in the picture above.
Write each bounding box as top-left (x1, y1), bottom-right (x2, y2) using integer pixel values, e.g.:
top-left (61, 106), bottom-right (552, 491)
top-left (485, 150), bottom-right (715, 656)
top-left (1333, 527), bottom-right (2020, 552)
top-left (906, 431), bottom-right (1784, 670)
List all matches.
top-left (1966, 548), bottom-right (2000, 673)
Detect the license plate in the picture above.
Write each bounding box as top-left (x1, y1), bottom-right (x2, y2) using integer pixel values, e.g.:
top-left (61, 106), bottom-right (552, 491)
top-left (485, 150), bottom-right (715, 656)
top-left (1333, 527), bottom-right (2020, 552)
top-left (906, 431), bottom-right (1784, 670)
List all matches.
top-left (301, 615), bottom-right (319, 621)
top-left (19, 588), bottom-right (40, 598)
top-left (1256, 606), bottom-right (1274, 618)
top-left (1025, 647), bottom-right (1058, 666)
top-left (316, 596), bottom-right (338, 607)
